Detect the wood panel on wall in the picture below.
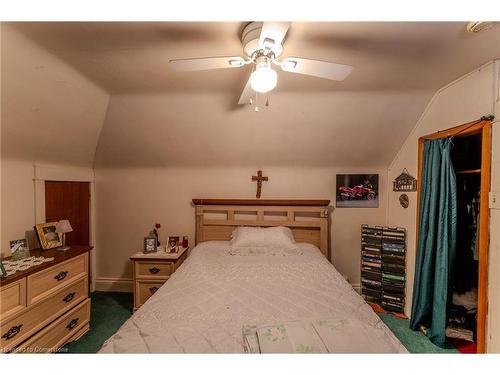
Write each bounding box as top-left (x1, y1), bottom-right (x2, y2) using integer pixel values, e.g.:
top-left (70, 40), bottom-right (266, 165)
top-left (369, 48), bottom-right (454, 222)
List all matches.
top-left (45, 181), bottom-right (90, 246)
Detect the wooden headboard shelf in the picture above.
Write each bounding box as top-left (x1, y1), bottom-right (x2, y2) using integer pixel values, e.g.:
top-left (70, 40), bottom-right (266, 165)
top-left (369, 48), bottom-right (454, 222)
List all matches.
top-left (192, 199), bottom-right (331, 260)
top-left (192, 199), bottom-right (331, 207)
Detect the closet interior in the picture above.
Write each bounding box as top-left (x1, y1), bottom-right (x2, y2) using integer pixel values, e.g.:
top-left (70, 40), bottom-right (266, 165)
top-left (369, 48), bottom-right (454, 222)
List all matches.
top-left (447, 133), bottom-right (483, 352)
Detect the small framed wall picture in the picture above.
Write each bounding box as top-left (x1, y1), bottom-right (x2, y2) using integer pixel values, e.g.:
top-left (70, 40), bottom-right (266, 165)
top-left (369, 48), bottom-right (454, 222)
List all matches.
top-left (144, 236), bottom-right (158, 253)
top-left (9, 238), bottom-right (30, 261)
top-left (168, 236), bottom-right (180, 253)
top-left (35, 222), bottom-right (62, 250)
top-left (0, 260), bottom-right (6, 278)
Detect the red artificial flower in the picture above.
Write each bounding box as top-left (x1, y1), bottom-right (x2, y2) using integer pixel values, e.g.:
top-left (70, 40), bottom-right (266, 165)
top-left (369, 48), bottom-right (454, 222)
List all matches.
top-left (155, 223), bottom-right (161, 229)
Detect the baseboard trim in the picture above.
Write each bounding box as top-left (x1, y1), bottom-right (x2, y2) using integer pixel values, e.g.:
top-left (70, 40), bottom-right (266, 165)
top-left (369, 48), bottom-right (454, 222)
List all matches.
top-left (94, 277), bottom-right (133, 293)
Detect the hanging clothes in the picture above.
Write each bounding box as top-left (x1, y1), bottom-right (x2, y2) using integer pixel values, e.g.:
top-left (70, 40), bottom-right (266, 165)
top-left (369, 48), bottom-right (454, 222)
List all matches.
top-left (410, 138), bottom-right (457, 347)
top-left (471, 191), bottom-right (480, 261)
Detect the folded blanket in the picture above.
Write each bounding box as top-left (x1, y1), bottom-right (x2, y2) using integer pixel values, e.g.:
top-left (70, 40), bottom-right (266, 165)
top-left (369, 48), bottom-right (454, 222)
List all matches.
top-left (243, 318), bottom-right (406, 353)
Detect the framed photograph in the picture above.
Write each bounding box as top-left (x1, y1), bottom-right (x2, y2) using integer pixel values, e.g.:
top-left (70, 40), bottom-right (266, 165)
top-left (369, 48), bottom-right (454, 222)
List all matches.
top-left (34, 222), bottom-right (62, 250)
top-left (9, 238), bottom-right (30, 261)
top-left (0, 260), bottom-right (6, 278)
top-left (168, 236), bottom-right (180, 253)
top-left (336, 174), bottom-right (379, 208)
top-left (144, 236), bottom-right (157, 253)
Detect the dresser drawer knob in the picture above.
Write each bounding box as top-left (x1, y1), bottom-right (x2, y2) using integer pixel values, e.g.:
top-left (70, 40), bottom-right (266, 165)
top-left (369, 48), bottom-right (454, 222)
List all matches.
top-left (54, 271), bottom-right (69, 281)
top-left (63, 292), bottom-right (76, 303)
top-left (149, 267), bottom-right (160, 274)
top-left (66, 318), bottom-right (79, 330)
top-left (149, 286), bottom-right (159, 294)
top-left (2, 324), bottom-right (23, 340)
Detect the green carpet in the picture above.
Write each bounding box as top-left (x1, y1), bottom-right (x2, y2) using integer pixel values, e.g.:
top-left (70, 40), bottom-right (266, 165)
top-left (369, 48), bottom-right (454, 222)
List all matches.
top-left (377, 313), bottom-right (458, 353)
top-left (60, 292), bottom-right (457, 353)
top-left (60, 291), bottom-right (133, 353)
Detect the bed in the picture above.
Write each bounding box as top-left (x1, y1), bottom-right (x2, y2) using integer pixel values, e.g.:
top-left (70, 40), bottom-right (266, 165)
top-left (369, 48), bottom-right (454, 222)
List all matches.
top-left (99, 199), bottom-right (406, 353)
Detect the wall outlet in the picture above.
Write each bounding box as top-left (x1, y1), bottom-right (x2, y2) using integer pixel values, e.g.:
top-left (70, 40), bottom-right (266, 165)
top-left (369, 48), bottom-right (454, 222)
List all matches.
top-left (490, 191), bottom-right (500, 209)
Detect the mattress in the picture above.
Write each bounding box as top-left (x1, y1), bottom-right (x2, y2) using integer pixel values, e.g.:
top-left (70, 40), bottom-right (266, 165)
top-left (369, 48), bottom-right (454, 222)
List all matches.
top-left (99, 241), bottom-right (407, 353)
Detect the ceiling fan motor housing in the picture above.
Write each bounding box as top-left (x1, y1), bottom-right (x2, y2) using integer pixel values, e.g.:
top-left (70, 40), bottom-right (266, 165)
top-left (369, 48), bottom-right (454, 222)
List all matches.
top-left (241, 21), bottom-right (283, 58)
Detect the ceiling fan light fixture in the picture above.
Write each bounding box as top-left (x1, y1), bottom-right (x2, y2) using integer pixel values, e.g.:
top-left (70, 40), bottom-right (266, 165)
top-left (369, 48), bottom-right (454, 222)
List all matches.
top-left (250, 64), bottom-right (278, 93)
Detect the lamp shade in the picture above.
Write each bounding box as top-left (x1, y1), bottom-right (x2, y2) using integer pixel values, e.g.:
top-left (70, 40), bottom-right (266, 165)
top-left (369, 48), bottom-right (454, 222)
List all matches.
top-left (56, 219), bottom-right (73, 233)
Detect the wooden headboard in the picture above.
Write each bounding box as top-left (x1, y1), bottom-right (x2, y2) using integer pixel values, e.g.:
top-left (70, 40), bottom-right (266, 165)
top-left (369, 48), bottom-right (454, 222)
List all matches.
top-left (192, 199), bottom-right (331, 260)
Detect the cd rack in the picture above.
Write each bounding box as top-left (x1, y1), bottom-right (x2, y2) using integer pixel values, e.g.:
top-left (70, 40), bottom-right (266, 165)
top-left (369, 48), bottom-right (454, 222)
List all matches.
top-left (361, 225), bottom-right (406, 313)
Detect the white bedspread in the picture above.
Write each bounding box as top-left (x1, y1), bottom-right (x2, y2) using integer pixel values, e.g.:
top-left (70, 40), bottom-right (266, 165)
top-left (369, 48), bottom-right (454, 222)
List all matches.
top-left (99, 241), bottom-right (407, 353)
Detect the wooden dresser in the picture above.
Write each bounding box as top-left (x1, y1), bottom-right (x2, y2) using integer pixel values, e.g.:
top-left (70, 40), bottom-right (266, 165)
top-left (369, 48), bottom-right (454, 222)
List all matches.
top-left (130, 247), bottom-right (188, 311)
top-left (0, 246), bottom-right (92, 353)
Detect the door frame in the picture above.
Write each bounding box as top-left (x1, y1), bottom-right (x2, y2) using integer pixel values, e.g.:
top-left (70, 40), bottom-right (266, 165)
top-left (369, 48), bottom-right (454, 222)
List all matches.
top-left (416, 118), bottom-right (492, 353)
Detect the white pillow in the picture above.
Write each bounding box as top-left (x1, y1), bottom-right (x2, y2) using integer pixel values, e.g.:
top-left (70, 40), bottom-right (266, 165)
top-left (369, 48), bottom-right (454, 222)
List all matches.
top-left (229, 226), bottom-right (301, 256)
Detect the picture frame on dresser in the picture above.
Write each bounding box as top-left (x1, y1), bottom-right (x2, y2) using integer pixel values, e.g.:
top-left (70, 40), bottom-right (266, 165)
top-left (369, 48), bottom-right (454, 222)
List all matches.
top-left (143, 236), bottom-right (157, 253)
top-left (0, 260), bottom-right (6, 278)
top-left (167, 236), bottom-right (180, 253)
top-left (34, 222), bottom-right (62, 250)
top-left (9, 239), bottom-right (30, 261)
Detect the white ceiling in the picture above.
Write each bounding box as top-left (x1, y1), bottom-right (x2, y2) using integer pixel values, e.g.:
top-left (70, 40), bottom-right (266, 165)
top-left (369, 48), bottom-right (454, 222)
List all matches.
top-left (10, 22), bottom-right (500, 94)
top-left (3, 22), bottom-right (500, 168)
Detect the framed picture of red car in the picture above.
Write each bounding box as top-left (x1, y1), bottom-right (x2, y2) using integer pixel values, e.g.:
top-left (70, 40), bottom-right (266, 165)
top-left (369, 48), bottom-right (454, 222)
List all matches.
top-left (336, 174), bottom-right (379, 208)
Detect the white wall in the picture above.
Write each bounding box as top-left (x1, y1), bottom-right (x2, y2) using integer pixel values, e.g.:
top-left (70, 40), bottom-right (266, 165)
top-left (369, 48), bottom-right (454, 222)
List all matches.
top-left (487, 60), bottom-right (500, 352)
top-left (0, 23), bottom-right (109, 259)
top-left (387, 60), bottom-right (498, 351)
top-left (94, 166), bottom-right (387, 291)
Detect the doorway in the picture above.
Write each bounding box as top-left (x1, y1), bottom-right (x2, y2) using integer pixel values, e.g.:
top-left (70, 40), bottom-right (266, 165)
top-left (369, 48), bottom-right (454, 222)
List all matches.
top-left (45, 181), bottom-right (91, 246)
top-left (416, 118), bottom-right (492, 353)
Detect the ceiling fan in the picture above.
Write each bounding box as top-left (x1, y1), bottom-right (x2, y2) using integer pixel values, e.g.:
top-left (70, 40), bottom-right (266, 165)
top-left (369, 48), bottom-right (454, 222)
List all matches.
top-left (169, 22), bottom-right (353, 106)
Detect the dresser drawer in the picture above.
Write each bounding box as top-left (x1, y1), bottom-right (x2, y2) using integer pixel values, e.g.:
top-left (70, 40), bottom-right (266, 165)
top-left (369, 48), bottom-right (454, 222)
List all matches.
top-left (135, 260), bottom-right (173, 280)
top-left (15, 298), bottom-right (90, 353)
top-left (0, 279), bottom-right (26, 321)
top-left (135, 280), bottom-right (165, 308)
top-left (27, 253), bottom-right (88, 305)
top-left (1, 276), bottom-right (88, 351)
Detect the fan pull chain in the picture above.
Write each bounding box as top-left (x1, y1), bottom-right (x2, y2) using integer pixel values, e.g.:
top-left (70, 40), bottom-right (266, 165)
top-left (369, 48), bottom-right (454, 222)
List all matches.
top-left (265, 96), bottom-right (269, 107)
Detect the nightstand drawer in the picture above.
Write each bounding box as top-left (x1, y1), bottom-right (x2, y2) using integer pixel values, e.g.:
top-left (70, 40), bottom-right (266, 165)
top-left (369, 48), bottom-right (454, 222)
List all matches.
top-left (135, 261), bottom-right (173, 279)
top-left (135, 280), bottom-right (165, 307)
top-left (15, 298), bottom-right (90, 353)
top-left (28, 253), bottom-right (88, 305)
top-left (0, 279), bottom-right (26, 321)
top-left (1, 276), bottom-right (88, 350)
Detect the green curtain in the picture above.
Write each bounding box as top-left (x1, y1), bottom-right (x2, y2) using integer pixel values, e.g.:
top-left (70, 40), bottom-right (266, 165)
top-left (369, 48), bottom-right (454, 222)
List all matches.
top-left (410, 138), bottom-right (457, 347)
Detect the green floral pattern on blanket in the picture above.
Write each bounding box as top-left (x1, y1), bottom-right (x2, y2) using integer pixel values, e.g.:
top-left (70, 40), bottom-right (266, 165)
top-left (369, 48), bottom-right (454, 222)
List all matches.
top-left (316, 319), bottom-right (349, 332)
top-left (295, 344), bottom-right (319, 353)
top-left (260, 325), bottom-right (287, 342)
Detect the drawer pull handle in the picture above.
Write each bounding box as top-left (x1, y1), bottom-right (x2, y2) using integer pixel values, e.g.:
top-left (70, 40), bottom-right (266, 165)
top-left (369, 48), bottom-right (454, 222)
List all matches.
top-left (149, 286), bottom-right (159, 294)
top-left (54, 271), bottom-right (68, 281)
top-left (2, 324), bottom-right (23, 340)
top-left (66, 318), bottom-right (79, 330)
top-left (149, 267), bottom-right (160, 274)
top-left (63, 292), bottom-right (76, 303)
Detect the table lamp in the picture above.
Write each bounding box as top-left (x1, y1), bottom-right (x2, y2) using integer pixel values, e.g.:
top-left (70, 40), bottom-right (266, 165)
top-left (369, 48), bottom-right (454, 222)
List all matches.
top-left (56, 219), bottom-right (73, 251)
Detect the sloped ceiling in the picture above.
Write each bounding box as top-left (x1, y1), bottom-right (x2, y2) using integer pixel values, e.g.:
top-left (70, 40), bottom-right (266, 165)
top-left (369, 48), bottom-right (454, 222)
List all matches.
top-left (1, 24), bottom-right (109, 167)
top-left (4, 22), bottom-right (500, 168)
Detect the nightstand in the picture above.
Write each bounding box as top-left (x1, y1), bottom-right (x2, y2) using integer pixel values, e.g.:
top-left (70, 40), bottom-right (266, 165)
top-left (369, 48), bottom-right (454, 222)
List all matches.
top-left (130, 247), bottom-right (188, 311)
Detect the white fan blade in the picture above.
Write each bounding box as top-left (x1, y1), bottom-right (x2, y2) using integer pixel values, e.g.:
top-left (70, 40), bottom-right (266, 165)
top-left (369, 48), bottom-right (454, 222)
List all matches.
top-left (280, 57), bottom-right (353, 81)
top-left (259, 22), bottom-right (291, 49)
top-left (238, 74), bottom-right (255, 105)
top-left (170, 56), bottom-right (245, 72)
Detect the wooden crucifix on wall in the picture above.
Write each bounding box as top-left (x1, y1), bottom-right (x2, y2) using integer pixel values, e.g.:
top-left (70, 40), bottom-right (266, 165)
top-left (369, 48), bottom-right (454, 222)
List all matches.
top-left (252, 170), bottom-right (268, 198)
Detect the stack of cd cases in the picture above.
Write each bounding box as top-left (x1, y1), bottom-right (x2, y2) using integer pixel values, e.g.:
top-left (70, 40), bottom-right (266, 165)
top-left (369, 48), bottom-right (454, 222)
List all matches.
top-left (361, 225), bottom-right (383, 304)
top-left (361, 225), bottom-right (406, 313)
